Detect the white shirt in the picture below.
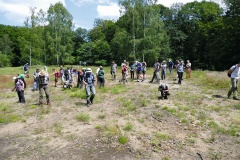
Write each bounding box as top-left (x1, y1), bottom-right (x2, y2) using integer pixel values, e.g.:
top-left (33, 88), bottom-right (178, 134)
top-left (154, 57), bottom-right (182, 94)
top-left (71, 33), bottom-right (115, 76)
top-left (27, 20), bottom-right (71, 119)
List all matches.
top-left (230, 65), bottom-right (240, 79)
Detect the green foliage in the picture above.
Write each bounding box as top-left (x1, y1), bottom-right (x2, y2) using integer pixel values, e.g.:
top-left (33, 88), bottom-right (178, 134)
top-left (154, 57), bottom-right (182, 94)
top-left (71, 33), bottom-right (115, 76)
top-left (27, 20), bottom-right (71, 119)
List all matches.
top-left (118, 135), bottom-right (128, 144)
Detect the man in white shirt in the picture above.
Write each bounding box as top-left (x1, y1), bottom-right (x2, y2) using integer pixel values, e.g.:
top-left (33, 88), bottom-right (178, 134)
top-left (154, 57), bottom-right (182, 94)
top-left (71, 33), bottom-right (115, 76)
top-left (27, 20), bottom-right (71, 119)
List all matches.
top-left (227, 61), bottom-right (240, 100)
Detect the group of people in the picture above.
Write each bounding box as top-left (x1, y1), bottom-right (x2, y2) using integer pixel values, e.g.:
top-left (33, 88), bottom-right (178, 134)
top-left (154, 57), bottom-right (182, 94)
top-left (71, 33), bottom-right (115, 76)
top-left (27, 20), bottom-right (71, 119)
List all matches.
top-left (12, 59), bottom-right (239, 107)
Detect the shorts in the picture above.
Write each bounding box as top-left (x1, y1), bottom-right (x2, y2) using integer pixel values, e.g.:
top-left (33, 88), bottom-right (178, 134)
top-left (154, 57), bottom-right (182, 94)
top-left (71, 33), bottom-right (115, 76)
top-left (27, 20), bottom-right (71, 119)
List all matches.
top-left (137, 70), bottom-right (141, 74)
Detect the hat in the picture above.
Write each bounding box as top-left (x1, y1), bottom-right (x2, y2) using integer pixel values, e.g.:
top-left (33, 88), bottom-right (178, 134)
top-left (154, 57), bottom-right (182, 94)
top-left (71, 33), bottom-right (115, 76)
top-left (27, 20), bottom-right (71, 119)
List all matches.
top-left (163, 60), bottom-right (166, 63)
top-left (18, 74), bottom-right (25, 79)
top-left (86, 68), bottom-right (92, 73)
top-left (100, 66), bottom-right (103, 69)
top-left (12, 76), bottom-right (17, 80)
top-left (39, 70), bottom-right (46, 76)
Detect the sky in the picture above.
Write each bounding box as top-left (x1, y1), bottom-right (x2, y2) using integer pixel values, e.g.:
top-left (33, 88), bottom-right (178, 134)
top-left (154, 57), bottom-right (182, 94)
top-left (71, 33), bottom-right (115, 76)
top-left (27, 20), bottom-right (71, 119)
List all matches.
top-left (0, 0), bottom-right (223, 30)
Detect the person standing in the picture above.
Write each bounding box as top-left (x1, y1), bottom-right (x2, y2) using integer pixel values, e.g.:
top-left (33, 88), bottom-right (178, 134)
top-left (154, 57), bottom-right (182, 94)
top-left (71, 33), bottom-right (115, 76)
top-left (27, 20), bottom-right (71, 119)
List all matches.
top-left (12, 77), bottom-right (25, 103)
top-left (136, 61), bottom-right (142, 82)
top-left (23, 63), bottom-right (29, 74)
top-left (83, 68), bottom-right (96, 107)
top-left (168, 60), bottom-right (174, 75)
top-left (185, 60), bottom-right (192, 79)
top-left (161, 60), bottom-right (167, 80)
top-left (96, 66), bottom-right (101, 84)
top-left (77, 69), bottom-right (84, 89)
top-left (227, 61), bottom-right (240, 100)
top-left (98, 66), bottom-right (105, 88)
top-left (33, 68), bottom-right (40, 91)
top-left (177, 60), bottom-right (184, 85)
top-left (111, 61), bottom-right (117, 80)
top-left (142, 61), bottom-right (147, 81)
top-left (150, 60), bottom-right (160, 83)
top-left (38, 70), bottom-right (50, 105)
top-left (130, 61), bottom-right (136, 80)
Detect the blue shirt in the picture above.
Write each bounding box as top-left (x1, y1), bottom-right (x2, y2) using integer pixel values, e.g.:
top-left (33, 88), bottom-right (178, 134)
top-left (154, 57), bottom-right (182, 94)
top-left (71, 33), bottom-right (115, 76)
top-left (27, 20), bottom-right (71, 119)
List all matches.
top-left (177, 64), bottom-right (184, 72)
top-left (84, 73), bottom-right (95, 86)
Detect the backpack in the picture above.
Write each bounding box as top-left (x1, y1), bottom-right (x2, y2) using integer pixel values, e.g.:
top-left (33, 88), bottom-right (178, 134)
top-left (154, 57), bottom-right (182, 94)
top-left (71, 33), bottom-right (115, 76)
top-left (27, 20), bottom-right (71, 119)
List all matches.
top-left (228, 65), bottom-right (236, 78)
top-left (64, 69), bottom-right (69, 75)
top-left (56, 71), bottom-right (61, 78)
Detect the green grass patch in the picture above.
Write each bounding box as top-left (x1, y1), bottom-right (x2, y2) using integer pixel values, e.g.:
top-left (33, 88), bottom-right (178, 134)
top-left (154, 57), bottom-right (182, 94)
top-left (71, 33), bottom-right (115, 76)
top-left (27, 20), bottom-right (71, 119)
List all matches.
top-left (110, 84), bottom-right (128, 94)
top-left (0, 113), bottom-right (22, 124)
top-left (118, 135), bottom-right (128, 144)
top-left (102, 123), bottom-right (121, 137)
top-left (75, 112), bottom-right (90, 122)
top-left (123, 122), bottom-right (134, 131)
top-left (53, 123), bottom-right (63, 135)
top-left (70, 90), bottom-right (86, 99)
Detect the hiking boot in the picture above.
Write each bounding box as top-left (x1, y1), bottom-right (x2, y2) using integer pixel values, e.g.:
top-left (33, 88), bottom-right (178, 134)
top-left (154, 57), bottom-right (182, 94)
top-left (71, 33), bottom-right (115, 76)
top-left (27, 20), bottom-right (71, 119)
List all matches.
top-left (227, 94), bottom-right (230, 99)
top-left (233, 97), bottom-right (240, 100)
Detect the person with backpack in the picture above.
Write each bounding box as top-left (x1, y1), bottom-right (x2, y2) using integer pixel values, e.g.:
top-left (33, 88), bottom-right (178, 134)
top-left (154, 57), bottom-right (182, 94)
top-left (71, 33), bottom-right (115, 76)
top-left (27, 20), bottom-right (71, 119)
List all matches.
top-left (136, 61), bottom-right (142, 82)
top-left (83, 68), bottom-right (96, 107)
top-left (38, 70), bottom-right (50, 105)
top-left (98, 66), bottom-right (105, 88)
top-left (64, 67), bottom-right (70, 81)
top-left (168, 60), bottom-right (174, 75)
top-left (227, 61), bottom-right (240, 100)
top-left (12, 77), bottom-right (25, 103)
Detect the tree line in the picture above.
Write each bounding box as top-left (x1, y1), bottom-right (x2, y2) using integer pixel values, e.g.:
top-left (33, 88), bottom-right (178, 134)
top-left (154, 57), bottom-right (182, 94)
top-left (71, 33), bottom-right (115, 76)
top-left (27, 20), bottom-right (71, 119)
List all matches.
top-left (0, 0), bottom-right (239, 70)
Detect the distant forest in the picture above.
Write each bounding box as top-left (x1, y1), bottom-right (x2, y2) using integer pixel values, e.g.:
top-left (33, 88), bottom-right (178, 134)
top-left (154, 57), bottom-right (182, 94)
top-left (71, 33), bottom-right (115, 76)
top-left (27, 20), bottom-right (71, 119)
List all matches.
top-left (0, 0), bottom-right (239, 70)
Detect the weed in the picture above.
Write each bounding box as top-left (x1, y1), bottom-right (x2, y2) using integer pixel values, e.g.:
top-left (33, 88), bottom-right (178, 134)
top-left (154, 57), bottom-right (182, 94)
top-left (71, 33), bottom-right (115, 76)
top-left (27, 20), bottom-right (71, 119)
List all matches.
top-left (33, 127), bottom-right (45, 135)
top-left (155, 132), bottom-right (171, 141)
top-left (110, 84), bottom-right (127, 94)
top-left (162, 156), bottom-right (170, 160)
top-left (75, 112), bottom-right (90, 122)
top-left (98, 113), bottom-right (106, 119)
top-left (118, 135), bottom-right (128, 144)
top-left (29, 105), bottom-right (37, 109)
top-left (123, 122), bottom-right (134, 131)
top-left (53, 123), bottom-right (63, 135)
top-left (102, 123), bottom-right (121, 137)
top-left (70, 90), bottom-right (86, 99)
top-left (95, 125), bottom-right (102, 130)
top-left (65, 134), bottom-right (77, 141)
top-left (232, 104), bottom-right (240, 110)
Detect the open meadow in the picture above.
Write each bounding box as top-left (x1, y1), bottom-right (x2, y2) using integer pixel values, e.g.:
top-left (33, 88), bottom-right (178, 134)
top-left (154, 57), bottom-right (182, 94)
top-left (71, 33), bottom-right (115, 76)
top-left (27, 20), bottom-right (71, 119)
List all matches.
top-left (0, 66), bottom-right (240, 160)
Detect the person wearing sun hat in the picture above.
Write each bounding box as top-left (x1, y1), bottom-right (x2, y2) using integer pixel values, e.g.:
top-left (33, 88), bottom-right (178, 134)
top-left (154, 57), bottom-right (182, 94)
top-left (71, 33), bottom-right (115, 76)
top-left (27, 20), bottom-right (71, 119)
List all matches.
top-left (83, 68), bottom-right (96, 107)
top-left (38, 70), bottom-right (50, 105)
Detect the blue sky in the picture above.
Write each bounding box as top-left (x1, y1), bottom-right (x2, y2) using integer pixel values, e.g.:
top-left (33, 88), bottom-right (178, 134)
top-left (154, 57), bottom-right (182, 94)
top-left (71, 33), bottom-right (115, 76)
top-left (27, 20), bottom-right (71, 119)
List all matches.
top-left (0, 0), bottom-right (222, 30)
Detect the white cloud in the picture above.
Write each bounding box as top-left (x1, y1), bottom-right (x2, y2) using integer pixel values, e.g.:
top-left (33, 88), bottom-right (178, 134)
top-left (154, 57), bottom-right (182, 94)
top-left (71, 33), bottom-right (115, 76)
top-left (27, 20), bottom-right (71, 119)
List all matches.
top-left (97, 3), bottom-right (120, 19)
top-left (0, 0), bottom-right (66, 24)
top-left (70, 0), bottom-right (112, 6)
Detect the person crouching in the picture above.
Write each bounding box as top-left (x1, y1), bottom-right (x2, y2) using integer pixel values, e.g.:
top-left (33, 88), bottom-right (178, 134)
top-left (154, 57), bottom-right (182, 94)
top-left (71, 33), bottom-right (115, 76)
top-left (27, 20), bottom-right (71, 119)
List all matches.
top-left (158, 83), bottom-right (170, 100)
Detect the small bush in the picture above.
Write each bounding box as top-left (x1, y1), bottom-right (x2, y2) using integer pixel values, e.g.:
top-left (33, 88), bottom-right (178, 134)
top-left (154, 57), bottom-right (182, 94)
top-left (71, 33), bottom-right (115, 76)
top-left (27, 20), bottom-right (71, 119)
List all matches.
top-left (123, 122), bottom-right (134, 131)
top-left (118, 135), bottom-right (128, 144)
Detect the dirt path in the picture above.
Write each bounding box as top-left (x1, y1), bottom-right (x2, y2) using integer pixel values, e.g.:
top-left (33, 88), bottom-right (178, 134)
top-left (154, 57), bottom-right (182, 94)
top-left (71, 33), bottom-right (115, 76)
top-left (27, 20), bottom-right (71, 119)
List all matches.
top-left (0, 73), bottom-right (240, 160)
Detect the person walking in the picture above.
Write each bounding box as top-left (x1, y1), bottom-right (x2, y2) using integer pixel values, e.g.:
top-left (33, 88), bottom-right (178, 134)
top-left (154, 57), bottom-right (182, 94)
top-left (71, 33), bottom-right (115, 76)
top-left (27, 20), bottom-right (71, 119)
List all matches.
top-left (161, 60), bottom-right (167, 80)
top-left (77, 69), bottom-right (84, 89)
top-left (12, 76), bottom-right (25, 103)
top-left (227, 61), bottom-right (240, 100)
top-left (83, 68), bottom-right (96, 107)
top-left (111, 61), bottom-right (117, 80)
top-left (38, 70), bottom-right (50, 105)
top-left (185, 60), bottom-right (192, 79)
top-left (177, 60), bottom-right (184, 85)
top-left (98, 66), bottom-right (105, 88)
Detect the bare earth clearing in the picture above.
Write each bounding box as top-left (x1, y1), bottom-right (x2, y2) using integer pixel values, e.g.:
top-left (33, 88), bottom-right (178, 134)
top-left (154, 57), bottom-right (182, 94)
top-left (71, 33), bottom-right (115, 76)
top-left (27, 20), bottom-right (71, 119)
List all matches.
top-left (0, 71), bottom-right (240, 160)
